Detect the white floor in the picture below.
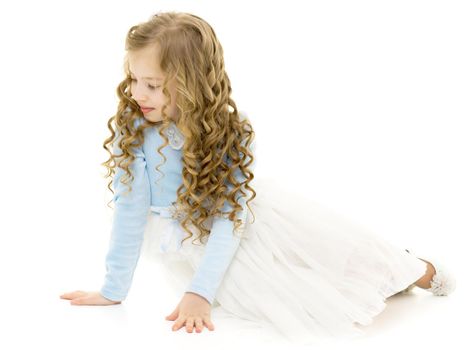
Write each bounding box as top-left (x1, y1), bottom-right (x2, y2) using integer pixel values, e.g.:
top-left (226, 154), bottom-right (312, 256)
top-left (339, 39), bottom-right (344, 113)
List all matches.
top-left (3, 251), bottom-right (463, 350)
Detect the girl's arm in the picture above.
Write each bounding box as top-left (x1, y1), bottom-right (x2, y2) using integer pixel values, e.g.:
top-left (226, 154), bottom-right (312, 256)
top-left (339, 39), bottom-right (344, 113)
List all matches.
top-left (185, 133), bottom-right (257, 305)
top-left (100, 119), bottom-right (151, 302)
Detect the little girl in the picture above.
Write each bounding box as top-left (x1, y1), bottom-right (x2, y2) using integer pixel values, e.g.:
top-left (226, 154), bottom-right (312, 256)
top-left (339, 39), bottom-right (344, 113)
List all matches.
top-left (60, 11), bottom-right (456, 344)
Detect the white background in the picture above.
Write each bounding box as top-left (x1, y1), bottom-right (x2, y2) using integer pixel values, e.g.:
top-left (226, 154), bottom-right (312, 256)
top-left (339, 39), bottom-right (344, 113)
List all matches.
top-left (0, 0), bottom-right (465, 349)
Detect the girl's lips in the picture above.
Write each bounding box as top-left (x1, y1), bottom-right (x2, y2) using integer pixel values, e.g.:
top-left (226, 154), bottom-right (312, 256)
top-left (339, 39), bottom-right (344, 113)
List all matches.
top-left (141, 108), bottom-right (154, 114)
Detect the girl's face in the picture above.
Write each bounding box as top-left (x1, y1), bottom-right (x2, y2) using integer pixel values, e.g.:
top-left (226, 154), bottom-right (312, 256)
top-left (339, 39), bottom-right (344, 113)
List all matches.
top-left (127, 44), bottom-right (180, 123)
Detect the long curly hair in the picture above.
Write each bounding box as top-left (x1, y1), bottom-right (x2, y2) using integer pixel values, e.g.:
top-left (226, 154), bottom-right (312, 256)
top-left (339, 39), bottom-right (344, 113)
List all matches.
top-left (101, 11), bottom-right (257, 247)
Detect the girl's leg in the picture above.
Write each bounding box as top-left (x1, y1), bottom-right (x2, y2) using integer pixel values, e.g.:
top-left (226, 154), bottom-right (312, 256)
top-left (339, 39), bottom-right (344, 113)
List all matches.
top-left (397, 249), bottom-right (456, 296)
top-left (413, 258), bottom-right (436, 289)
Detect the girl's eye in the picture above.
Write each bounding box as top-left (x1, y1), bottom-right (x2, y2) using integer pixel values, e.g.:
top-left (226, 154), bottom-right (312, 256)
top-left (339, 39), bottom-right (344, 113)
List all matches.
top-left (129, 78), bottom-right (159, 90)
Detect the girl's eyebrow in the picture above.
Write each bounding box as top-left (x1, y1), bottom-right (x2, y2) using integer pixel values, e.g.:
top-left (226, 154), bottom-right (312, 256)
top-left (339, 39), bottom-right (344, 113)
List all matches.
top-left (129, 69), bottom-right (163, 81)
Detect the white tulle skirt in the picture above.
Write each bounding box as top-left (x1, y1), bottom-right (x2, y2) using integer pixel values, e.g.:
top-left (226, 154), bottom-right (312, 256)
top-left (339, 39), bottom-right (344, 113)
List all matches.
top-left (140, 176), bottom-right (427, 345)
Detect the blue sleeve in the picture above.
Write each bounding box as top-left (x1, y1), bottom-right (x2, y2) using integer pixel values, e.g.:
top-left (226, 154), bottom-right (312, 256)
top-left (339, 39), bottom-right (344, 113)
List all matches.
top-left (185, 128), bottom-right (257, 305)
top-left (100, 119), bottom-right (151, 302)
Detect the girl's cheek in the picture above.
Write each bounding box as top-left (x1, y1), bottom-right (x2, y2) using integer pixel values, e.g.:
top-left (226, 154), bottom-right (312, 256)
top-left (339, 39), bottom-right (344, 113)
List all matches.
top-left (154, 90), bottom-right (163, 99)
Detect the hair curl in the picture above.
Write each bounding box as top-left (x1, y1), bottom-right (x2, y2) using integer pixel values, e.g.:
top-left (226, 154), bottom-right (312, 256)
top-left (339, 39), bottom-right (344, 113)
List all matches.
top-left (101, 11), bottom-right (256, 247)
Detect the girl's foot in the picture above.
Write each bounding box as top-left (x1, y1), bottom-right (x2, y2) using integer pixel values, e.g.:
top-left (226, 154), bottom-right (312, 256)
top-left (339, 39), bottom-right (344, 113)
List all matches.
top-left (405, 249), bottom-right (457, 296)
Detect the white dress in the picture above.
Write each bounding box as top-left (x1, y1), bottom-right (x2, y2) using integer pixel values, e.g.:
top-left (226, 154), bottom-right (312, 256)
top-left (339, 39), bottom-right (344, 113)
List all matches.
top-left (140, 176), bottom-right (427, 345)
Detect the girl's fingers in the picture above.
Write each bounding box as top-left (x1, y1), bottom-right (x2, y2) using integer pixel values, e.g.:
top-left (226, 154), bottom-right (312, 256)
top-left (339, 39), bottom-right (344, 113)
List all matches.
top-left (165, 308), bottom-right (178, 320)
top-left (172, 317), bottom-right (186, 331)
top-left (70, 295), bottom-right (97, 305)
top-left (61, 291), bottom-right (119, 306)
top-left (60, 290), bottom-right (86, 299)
top-left (185, 318), bottom-right (195, 332)
top-left (204, 318), bottom-right (215, 331)
top-left (170, 315), bottom-right (213, 333)
top-left (194, 318), bottom-right (204, 333)
top-left (70, 297), bottom-right (86, 305)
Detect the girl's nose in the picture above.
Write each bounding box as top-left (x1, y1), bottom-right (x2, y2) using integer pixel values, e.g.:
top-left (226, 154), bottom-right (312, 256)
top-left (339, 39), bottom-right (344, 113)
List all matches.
top-left (130, 84), bottom-right (147, 101)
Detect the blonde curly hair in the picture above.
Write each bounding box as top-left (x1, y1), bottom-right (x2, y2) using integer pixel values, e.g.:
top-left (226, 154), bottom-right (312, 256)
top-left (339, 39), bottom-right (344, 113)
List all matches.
top-left (101, 11), bottom-right (257, 247)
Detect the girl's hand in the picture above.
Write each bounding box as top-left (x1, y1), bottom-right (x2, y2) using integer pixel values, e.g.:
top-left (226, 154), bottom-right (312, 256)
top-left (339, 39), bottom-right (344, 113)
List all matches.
top-left (165, 292), bottom-right (215, 333)
top-left (59, 290), bottom-right (121, 305)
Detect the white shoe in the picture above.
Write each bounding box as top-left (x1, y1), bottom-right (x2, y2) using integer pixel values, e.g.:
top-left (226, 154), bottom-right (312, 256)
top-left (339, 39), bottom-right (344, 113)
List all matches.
top-left (404, 249), bottom-right (457, 296)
